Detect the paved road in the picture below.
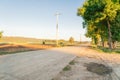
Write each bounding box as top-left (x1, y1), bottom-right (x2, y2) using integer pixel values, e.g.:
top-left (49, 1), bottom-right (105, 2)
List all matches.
top-left (1, 46), bottom-right (120, 80)
top-left (0, 47), bottom-right (78, 80)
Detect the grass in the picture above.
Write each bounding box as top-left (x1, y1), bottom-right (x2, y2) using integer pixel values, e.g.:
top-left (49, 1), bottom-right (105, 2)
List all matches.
top-left (63, 60), bottom-right (76, 71)
top-left (63, 65), bottom-right (71, 71)
top-left (115, 50), bottom-right (120, 53)
top-left (0, 50), bottom-right (33, 55)
top-left (0, 44), bottom-right (53, 55)
top-left (91, 45), bottom-right (120, 54)
top-left (69, 60), bottom-right (75, 65)
top-left (98, 46), bottom-right (120, 53)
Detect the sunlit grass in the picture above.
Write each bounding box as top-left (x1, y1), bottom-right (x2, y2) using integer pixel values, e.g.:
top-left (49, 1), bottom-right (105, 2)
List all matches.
top-left (91, 45), bottom-right (120, 54)
top-left (0, 43), bottom-right (53, 55)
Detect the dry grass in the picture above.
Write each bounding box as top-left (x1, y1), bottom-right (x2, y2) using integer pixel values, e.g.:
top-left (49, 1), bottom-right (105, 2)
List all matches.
top-left (0, 44), bottom-right (54, 55)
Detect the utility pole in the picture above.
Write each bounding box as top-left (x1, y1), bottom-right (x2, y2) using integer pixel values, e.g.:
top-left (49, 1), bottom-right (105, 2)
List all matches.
top-left (80, 34), bottom-right (81, 43)
top-left (55, 12), bottom-right (61, 46)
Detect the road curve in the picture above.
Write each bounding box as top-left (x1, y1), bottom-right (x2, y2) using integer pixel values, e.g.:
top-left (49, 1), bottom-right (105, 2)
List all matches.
top-left (0, 47), bottom-right (79, 80)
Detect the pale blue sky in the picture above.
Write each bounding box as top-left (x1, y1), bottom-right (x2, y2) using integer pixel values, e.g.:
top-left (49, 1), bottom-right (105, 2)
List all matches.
top-left (0, 0), bottom-right (90, 41)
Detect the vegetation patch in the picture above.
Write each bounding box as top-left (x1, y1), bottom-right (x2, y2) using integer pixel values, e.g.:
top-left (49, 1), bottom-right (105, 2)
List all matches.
top-left (85, 62), bottom-right (112, 75)
top-left (69, 60), bottom-right (75, 65)
top-left (0, 44), bottom-right (53, 55)
top-left (99, 47), bottom-right (120, 54)
top-left (91, 46), bottom-right (120, 54)
top-left (63, 65), bottom-right (71, 71)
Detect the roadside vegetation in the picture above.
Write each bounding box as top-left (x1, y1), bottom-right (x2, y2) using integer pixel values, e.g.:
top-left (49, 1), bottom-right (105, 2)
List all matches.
top-left (90, 42), bottom-right (120, 53)
top-left (0, 43), bottom-right (53, 55)
top-left (63, 65), bottom-right (71, 71)
top-left (63, 60), bottom-right (76, 71)
top-left (77, 0), bottom-right (120, 52)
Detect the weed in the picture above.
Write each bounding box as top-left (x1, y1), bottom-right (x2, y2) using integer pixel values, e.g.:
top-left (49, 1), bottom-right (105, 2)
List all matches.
top-left (63, 65), bottom-right (71, 71)
top-left (69, 60), bottom-right (75, 65)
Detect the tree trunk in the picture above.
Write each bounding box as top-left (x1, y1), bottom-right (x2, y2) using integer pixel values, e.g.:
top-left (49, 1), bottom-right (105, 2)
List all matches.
top-left (101, 36), bottom-right (104, 47)
top-left (107, 19), bottom-right (112, 50)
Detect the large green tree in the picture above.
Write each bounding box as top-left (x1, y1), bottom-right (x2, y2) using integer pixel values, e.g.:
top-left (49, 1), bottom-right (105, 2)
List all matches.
top-left (111, 11), bottom-right (120, 48)
top-left (77, 0), bottom-right (120, 50)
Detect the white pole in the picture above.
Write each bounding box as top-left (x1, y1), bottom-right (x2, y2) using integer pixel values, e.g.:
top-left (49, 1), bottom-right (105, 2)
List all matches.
top-left (80, 34), bottom-right (81, 43)
top-left (55, 12), bottom-right (60, 46)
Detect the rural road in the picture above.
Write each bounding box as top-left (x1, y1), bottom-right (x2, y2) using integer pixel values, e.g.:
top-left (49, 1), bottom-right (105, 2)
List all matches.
top-left (0, 45), bottom-right (120, 80)
top-left (0, 47), bottom-right (79, 80)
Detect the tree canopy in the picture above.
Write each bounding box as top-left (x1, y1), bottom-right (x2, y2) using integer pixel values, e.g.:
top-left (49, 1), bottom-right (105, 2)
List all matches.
top-left (69, 37), bottom-right (74, 44)
top-left (77, 0), bottom-right (120, 49)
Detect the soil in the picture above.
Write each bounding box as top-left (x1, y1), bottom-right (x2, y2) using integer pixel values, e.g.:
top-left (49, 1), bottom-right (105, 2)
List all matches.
top-left (53, 45), bottom-right (120, 80)
top-left (85, 62), bottom-right (112, 75)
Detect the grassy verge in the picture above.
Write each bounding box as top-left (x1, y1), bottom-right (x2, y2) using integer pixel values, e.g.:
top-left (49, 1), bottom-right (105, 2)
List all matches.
top-left (0, 44), bottom-right (53, 55)
top-left (63, 60), bottom-right (76, 71)
top-left (63, 65), bottom-right (71, 71)
top-left (69, 60), bottom-right (75, 65)
top-left (0, 49), bottom-right (37, 55)
top-left (91, 45), bottom-right (120, 54)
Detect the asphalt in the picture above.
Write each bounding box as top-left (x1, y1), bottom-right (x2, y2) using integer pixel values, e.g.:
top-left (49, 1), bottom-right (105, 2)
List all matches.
top-left (0, 47), bottom-right (77, 80)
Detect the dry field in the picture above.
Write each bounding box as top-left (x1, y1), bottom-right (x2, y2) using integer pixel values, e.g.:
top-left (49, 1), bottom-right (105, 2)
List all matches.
top-left (0, 44), bottom-right (54, 55)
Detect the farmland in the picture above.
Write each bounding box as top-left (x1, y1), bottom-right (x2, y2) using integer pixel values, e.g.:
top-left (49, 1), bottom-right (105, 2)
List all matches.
top-left (0, 36), bottom-right (81, 55)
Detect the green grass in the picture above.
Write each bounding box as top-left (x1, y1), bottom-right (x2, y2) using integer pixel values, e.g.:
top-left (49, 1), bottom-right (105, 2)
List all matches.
top-left (69, 60), bottom-right (75, 65)
top-left (0, 50), bottom-right (34, 55)
top-left (115, 50), bottom-right (120, 53)
top-left (91, 46), bottom-right (120, 54)
top-left (63, 65), bottom-right (71, 71)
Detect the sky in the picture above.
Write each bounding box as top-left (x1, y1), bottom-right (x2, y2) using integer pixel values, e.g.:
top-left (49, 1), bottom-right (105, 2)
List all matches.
top-left (0, 0), bottom-right (90, 41)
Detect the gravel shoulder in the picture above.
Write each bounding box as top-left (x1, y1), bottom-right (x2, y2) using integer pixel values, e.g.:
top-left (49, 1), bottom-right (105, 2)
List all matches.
top-left (53, 45), bottom-right (120, 80)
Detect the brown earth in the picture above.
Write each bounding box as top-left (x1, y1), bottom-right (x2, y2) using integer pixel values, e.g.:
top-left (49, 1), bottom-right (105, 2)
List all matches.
top-left (53, 45), bottom-right (120, 80)
top-left (0, 44), bottom-right (54, 55)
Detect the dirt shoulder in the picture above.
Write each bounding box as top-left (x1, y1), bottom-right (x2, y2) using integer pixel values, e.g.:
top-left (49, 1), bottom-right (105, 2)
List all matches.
top-left (52, 45), bottom-right (120, 80)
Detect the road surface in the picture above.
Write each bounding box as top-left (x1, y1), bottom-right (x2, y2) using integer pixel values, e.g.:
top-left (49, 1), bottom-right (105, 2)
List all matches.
top-left (0, 46), bottom-right (120, 80)
top-left (0, 47), bottom-right (78, 80)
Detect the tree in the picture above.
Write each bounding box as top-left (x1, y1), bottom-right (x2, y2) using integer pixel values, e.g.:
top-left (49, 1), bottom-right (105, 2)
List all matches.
top-left (77, 0), bottom-right (120, 50)
top-left (69, 37), bottom-right (74, 44)
top-left (111, 11), bottom-right (120, 48)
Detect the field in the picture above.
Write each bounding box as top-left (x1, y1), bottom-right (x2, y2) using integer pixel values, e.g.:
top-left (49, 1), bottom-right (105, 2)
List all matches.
top-left (0, 43), bottom-right (54, 55)
top-left (0, 36), bottom-right (81, 55)
top-left (0, 36), bottom-right (56, 55)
